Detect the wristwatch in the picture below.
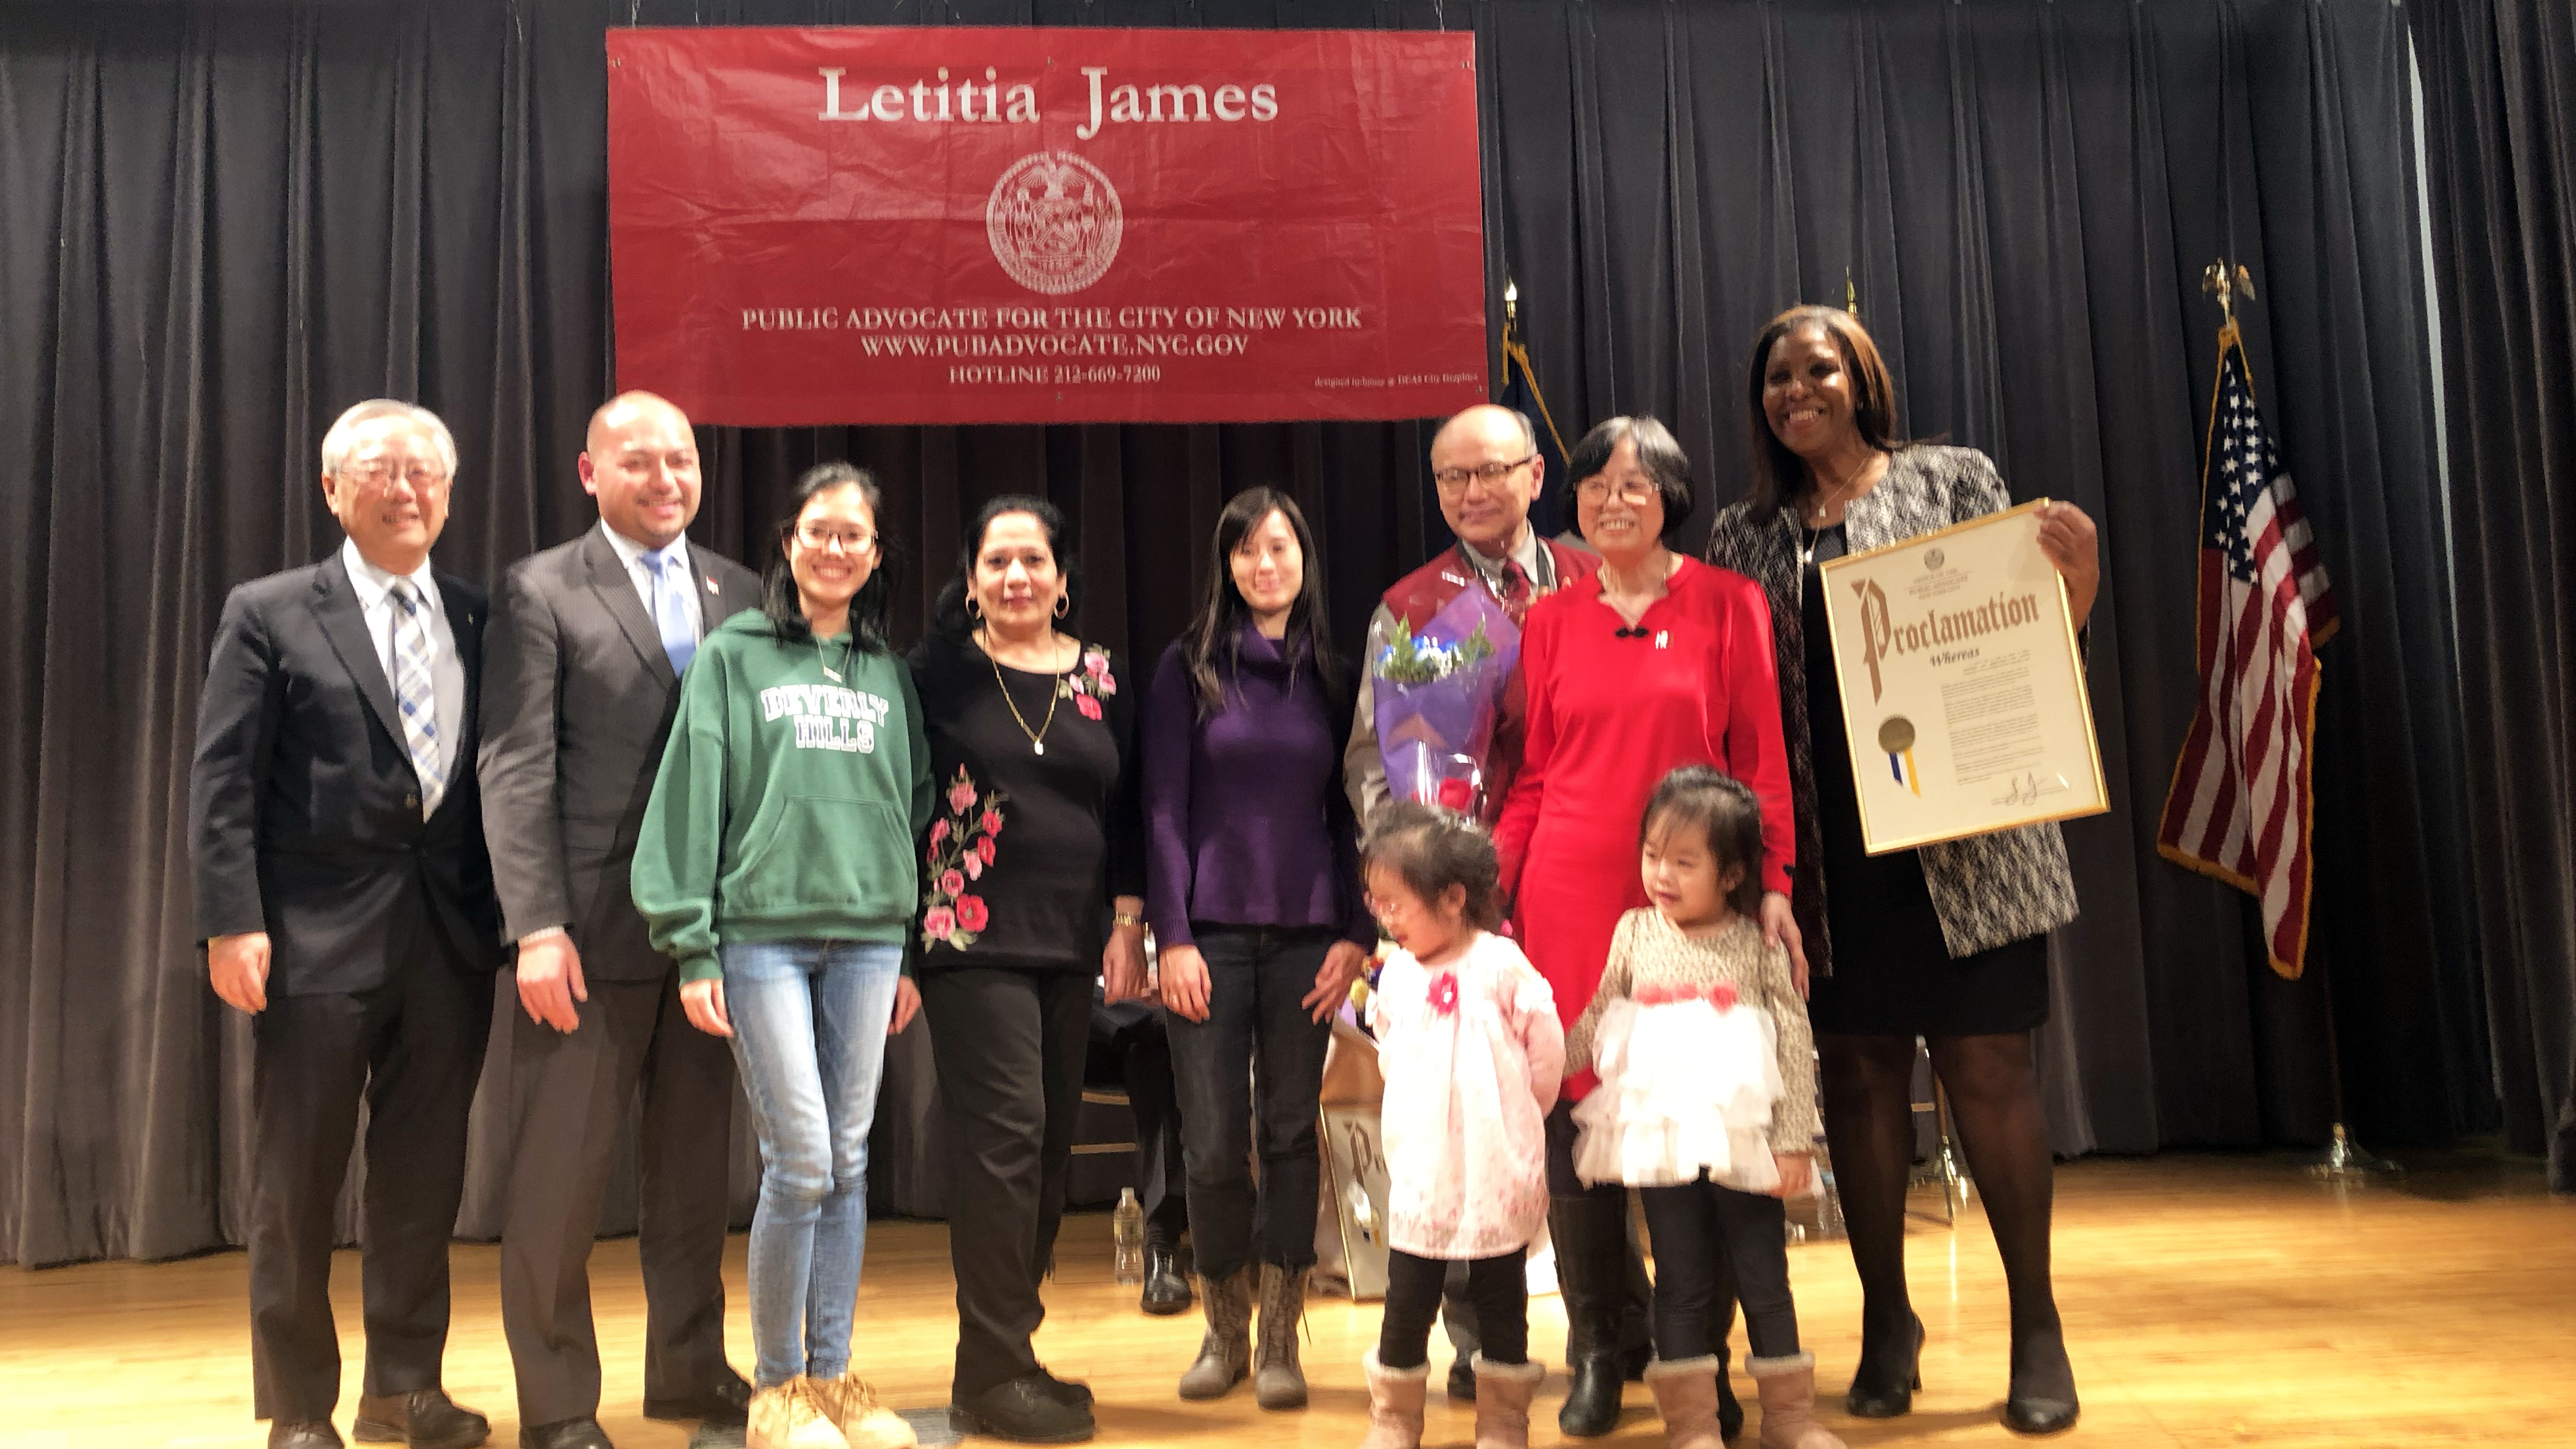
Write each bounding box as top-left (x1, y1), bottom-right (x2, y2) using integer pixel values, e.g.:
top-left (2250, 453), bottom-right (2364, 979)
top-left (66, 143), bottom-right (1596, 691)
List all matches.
top-left (1111, 911), bottom-right (1145, 930)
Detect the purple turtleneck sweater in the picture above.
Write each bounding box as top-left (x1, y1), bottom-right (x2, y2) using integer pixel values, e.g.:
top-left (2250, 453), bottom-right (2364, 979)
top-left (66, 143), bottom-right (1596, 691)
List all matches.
top-left (1142, 623), bottom-right (1374, 950)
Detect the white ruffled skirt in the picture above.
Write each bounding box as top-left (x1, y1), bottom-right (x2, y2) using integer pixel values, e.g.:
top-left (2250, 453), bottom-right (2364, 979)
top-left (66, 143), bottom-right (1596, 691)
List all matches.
top-left (1571, 997), bottom-right (1784, 1192)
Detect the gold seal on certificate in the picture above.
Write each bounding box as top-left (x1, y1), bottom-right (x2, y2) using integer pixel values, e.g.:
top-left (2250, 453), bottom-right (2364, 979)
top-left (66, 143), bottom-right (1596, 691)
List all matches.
top-left (1819, 499), bottom-right (2108, 854)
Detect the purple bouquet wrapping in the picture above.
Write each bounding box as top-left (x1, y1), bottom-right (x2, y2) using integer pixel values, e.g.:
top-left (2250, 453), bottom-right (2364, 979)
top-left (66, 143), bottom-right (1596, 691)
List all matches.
top-left (1370, 586), bottom-right (1522, 819)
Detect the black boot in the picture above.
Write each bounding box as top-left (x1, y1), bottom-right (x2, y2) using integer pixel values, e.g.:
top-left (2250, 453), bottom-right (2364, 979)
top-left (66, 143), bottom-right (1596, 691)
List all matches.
top-left (1550, 1195), bottom-right (1628, 1437)
top-left (1708, 1287), bottom-right (1744, 1441)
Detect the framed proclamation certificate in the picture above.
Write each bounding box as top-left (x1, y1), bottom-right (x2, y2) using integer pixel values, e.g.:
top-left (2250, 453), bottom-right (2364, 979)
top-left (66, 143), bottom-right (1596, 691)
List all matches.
top-left (1818, 500), bottom-right (2108, 854)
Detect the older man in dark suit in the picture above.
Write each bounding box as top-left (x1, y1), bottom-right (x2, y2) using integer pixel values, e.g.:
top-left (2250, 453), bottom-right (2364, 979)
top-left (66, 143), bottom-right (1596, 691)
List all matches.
top-left (477, 392), bottom-right (761, 1449)
top-left (191, 399), bottom-right (504, 1449)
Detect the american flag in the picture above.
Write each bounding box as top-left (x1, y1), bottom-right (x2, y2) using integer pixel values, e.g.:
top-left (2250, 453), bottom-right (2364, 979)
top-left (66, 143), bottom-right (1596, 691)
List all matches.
top-left (2156, 327), bottom-right (2339, 978)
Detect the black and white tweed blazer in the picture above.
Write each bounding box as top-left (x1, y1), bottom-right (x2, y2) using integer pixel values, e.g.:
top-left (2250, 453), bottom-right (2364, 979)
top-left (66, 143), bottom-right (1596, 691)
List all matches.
top-left (1705, 444), bottom-right (2080, 978)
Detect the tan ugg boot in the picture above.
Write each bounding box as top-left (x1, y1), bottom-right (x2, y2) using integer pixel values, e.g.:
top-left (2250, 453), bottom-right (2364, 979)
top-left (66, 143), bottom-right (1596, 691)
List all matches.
top-left (1355, 1350), bottom-right (1432, 1449)
top-left (1644, 1356), bottom-right (1728, 1449)
top-left (1179, 1266), bottom-right (1255, 1399)
top-left (1471, 1353), bottom-right (1546, 1449)
top-left (809, 1372), bottom-right (917, 1449)
top-left (1253, 1263), bottom-right (1309, 1409)
top-left (749, 1377), bottom-right (853, 1449)
top-left (1748, 1352), bottom-right (1845, 1449)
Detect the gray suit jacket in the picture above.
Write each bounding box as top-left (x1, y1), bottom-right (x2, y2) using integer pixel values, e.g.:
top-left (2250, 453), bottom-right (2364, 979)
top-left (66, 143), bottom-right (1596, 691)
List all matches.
top-left (476, 527), bottom-right (762, 980)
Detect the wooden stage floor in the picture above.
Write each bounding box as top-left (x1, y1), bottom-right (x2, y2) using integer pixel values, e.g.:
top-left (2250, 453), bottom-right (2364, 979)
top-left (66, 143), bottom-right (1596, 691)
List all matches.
top-left (5, 1153), bottom-right (2569, 1448)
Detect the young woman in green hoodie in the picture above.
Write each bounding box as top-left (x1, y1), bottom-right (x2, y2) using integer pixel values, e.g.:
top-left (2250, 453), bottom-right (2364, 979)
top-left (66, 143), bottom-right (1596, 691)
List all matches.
top-left (633, 463), bottom-right (930, 1449)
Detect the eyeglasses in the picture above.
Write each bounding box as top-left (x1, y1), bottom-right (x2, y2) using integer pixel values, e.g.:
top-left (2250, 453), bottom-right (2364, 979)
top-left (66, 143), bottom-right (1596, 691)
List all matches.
top-left (1431, 454), bottom-right (1538, 494)
top-left (1575, 476), bottom-right (1659, 507)
top-left (339, 461), bottom-right (450, 492)
top-left (795, 524), bottom-right (878, 555)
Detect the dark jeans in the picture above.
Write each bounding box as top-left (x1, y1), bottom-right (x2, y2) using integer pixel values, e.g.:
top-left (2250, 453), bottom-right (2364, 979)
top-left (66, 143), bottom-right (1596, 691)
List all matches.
top-left (921, 965), bottom-right (1091, 1398)
top-left (1162, 925), bottom-right (1335, 1280)
top-left (1381, 1250), bottom-right (1528, 1370)
top-left (1087, 993), bottom-right (1189, 1249)
top-left (1639, 1177), bottom-right (1797, 1360)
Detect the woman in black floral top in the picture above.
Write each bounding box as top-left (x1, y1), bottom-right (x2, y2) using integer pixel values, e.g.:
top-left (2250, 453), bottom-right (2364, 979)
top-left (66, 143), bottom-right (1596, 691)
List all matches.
top-left (909, 494), bottom-right (1146, 1444)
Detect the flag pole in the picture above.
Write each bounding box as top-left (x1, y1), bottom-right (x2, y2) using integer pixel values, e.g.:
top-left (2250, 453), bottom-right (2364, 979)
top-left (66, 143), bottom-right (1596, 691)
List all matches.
top-left (2202, 257), bottom-right (2400, 1183)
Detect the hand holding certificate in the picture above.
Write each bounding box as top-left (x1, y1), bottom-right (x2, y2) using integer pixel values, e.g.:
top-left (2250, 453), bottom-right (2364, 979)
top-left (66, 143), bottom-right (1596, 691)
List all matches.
top-left (1819, 500), bottom-right (2108, 854)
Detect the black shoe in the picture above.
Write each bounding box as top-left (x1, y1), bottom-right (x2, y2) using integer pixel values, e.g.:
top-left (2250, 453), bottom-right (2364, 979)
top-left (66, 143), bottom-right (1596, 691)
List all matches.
top-left (1549, 1195), bottom-right (1629, 1437)
top-left (1447, 1358), bottom-right (1477, 1403)
top-left (353, 1389), bottom-right (490, 1449)
top-left (2003, 1324), bottom-right (2080, 1434)
top-left (2004, 1395), bottom-right (2081, 1435)
top-left (644, 1368), bottom-right (753, 1427)
top-left (1036, 1365), bottom-right (1095, 1408)
top-left (1141, 1244), bottom-right (1192, 1316)
top-left (951, 1373), bottom-right (1096, 1442)
top-left (519, 1419), bottom-right (613, 1449)
top-left (271, 1423), bottom-right (344, 1449)
top-left (1714, 1352), bottom-right (1744, 1441)
top-left (1845, 1312), bottom-right (1926, 1419)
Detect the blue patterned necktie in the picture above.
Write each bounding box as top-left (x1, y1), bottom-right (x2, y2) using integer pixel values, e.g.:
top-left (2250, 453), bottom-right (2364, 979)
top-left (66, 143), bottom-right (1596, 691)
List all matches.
top-left (642, 547), bottom-right (697, 674)
top-left (387, 580), bottom-right (446, 819)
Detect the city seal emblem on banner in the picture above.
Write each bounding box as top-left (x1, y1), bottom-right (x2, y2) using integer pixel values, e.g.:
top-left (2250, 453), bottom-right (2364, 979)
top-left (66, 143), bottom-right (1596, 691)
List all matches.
top-left (986, 151), bottom-right (1123, 295)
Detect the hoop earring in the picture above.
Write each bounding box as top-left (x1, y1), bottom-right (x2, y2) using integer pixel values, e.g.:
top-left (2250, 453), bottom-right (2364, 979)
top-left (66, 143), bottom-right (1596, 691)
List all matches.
top-left (966, 596), bottom-right (984, 620)
top-left (1053, 594), bottom-right (1070, 619)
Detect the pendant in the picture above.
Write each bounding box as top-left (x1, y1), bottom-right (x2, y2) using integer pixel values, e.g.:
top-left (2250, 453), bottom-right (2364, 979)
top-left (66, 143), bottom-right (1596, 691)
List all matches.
top-left (1034, 741), bottom-right (1046, 756)
top-left (821, 666), bottom-right (842, 683)
top-left (1800, 547), bottom-right (1814, 567)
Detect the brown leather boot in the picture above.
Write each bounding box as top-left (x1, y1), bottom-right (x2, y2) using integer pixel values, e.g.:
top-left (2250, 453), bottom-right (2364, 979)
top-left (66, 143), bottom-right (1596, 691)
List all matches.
top-left (1472, 1354), bottom-right (1546, 1449)
top-left (1748, 1353), bottom-right (1845, 1449)
top-left (1355, 1350), bottom-right (1431, 1449)
top-left (1644, 1356), bottom-right (1728, 1449)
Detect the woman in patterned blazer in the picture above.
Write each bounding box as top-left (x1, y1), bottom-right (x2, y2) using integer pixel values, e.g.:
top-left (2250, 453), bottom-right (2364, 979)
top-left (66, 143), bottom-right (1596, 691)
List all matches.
top-left (1705, 306), bottom-right (2101, 1437)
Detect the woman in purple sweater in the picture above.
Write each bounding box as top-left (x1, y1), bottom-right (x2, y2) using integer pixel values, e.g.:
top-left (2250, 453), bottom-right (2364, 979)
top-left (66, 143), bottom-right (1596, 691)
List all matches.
top-left (1133, 487), bottom-right (1376, 1414)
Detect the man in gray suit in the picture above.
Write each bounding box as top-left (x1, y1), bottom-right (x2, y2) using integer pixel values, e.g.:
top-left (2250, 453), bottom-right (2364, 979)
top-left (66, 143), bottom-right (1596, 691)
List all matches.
top-left (478, 392), bottom-right (762, 1449)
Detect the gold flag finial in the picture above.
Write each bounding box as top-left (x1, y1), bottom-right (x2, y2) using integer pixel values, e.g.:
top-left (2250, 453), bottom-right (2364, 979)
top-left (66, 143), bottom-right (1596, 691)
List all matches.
top-left (2202, 259), bottom-right (2255, 322)
top-left (1845, 267), bottom-right (1860, 320)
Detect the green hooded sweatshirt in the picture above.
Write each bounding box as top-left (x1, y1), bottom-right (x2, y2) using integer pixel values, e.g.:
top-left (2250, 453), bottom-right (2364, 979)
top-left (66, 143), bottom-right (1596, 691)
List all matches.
top-left (633, 611), bottom-right (931, 983)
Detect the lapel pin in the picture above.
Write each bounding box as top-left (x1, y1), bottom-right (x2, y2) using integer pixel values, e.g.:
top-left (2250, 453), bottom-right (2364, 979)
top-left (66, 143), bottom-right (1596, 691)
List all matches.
top-left (706, 578), bottom-right (720, 594)
top-left (1654, 630), bottom-right (1669, 649)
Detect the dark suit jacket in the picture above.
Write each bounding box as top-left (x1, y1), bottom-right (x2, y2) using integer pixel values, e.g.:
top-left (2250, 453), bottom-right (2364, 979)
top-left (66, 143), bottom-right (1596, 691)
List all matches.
top-left (190, 551), bottom-right (505, 993)
top-left (475, 527), bottom-right (761, 981)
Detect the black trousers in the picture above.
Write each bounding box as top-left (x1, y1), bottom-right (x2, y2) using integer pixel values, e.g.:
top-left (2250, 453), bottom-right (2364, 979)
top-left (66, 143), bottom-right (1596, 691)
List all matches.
top-left (921, 965), bottom-right (1091, 1397)
top-left (1638, 1178), bottom-right (1797, 1360)
top-left (1380, 1250), bottom-right (1528, 1370)
top-left (1087, 995), bottom-right (1188, 1249)
top-left (1544, 1101), bottom-right (1661, 1354)
top-left (1162, 926), bottom-right (1335, 1280)
top-left (249, 945), bottom-right (495, 1423)
top-left (499, 969), bottom-right (738, 1423)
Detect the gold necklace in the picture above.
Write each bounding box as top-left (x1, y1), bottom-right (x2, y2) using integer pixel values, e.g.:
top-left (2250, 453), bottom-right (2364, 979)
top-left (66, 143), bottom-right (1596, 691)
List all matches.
top-left (982, 630), bottom-right (1064, 756)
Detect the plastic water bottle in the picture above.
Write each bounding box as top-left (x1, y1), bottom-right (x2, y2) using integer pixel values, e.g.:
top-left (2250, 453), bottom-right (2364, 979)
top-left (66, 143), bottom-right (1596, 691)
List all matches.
top-left (1112, 1187), bottom-right (1145, 1284)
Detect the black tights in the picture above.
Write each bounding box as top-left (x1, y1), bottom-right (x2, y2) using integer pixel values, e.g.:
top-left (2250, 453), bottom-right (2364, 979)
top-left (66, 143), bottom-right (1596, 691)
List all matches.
top-left (1818, 1031), bottom-right (2073, 1396)
top-left (1380, 1249), bottom-right (1527, 1370)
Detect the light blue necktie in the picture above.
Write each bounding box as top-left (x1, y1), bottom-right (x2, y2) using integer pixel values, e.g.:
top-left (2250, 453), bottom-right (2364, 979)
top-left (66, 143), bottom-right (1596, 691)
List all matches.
top-left (642, 546), bottom-right (697, 674)
top-left (387, 580), bottom-right (447, 818)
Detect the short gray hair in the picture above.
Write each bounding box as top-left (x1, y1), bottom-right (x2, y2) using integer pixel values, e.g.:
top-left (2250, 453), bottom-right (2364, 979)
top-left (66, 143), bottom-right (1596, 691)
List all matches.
top-left (320, 399), bottom-right (458, 480)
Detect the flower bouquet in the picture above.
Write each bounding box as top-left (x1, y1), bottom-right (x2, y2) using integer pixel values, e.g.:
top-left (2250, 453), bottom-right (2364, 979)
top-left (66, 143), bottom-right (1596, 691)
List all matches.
top-left (1370, 584), bottom-right (1521, 819)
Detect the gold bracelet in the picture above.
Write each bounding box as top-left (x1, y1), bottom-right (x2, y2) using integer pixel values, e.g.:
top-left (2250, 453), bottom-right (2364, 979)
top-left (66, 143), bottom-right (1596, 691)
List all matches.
top-left (1111, 911), bottom-right (1145, 929)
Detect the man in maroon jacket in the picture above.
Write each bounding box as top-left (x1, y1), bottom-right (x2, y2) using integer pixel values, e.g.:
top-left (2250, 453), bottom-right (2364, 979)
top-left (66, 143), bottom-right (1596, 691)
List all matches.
top-left (1343, 403), bottom-right (1600, 825)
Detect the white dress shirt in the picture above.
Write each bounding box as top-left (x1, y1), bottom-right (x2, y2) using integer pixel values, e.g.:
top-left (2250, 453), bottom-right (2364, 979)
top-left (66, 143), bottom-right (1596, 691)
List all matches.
top-left (599, 521), bottom-right (706, 642)
top-left (339, 536), bottom-right (464, 782)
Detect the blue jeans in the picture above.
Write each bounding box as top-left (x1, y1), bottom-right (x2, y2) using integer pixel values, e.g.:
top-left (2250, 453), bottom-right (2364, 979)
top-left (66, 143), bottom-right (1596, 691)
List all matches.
top-left (721, 939), bottom-right (903, 1389)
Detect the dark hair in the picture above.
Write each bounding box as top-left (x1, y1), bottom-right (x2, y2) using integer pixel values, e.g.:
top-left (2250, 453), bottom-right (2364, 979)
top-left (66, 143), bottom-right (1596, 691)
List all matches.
top-left (1179, 488), bottom-right (1346, 720)
top-left (1640, 764), bottom-right (1766, 920)
top-left (764, 462), bottom-right (894, 651)
top-left (1567, 415), bottom-right (1695, 547)
top-left (1743, 305), bottom-right (1906, 512)
top-left (1361, 802), bottom-right (1506, 932)
top-left (932, 493), bottom-right (1081, 639)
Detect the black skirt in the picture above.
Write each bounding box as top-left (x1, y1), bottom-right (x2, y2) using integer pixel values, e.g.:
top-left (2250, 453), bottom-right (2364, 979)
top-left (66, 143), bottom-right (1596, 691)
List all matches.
top-left (1800, 526), bottom-right (2047, 1038)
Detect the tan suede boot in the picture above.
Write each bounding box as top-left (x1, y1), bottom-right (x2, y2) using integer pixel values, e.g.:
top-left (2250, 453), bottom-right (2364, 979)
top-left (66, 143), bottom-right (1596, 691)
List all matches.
top-left (1253, 1263), bottom-right (1309, 1409)
top-left (1356, 1350), bottom-right (1432, 1449)
top-left (809, 1372), bottom-right (917, 1449)
top-left (1179, 1266), bottom-right (1254, 1400)
top-left (1748, 1352), bottom-right (1845, 1449)
top-left (1471, 1353), bottom-right (1546, 1449)
top-left (1644, 1356), bottom-right (1728, 1449)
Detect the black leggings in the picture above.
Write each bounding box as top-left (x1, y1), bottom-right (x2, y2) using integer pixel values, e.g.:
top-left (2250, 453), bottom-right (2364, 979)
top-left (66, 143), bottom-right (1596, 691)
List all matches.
top-left (1380, 1249), bottom-right (1528, 1370)
top-left (1639, 1177), bottom-right (1798, 1360)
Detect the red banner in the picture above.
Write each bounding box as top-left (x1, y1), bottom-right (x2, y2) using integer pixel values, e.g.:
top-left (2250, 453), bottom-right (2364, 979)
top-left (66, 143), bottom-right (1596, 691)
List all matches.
top-left (605, 26), bottom-right (1487, 426)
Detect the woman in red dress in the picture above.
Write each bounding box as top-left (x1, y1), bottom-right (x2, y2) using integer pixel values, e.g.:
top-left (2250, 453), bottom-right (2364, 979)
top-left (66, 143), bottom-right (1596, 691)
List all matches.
top-left (1495, 416), bottom-right (1798, 1438)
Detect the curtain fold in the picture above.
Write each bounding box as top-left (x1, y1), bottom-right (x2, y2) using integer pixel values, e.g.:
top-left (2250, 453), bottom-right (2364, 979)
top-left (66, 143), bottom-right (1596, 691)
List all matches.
top-left (0, 0), bottom-right (2490, 1265)
top-left (2408, 0), bottom-right (2576, 1189)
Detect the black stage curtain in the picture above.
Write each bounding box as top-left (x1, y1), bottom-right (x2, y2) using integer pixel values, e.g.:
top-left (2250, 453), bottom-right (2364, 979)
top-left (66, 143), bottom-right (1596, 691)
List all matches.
top-left (2409, 0), bottom-right (2576, 1191)
top-left (0, 0), bottom-right (2487, 1265)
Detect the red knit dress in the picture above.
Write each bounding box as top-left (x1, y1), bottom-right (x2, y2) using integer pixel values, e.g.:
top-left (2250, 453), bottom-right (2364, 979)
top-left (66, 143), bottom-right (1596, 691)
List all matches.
top-left (1494, 556), bottom-right (1795, 1099)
